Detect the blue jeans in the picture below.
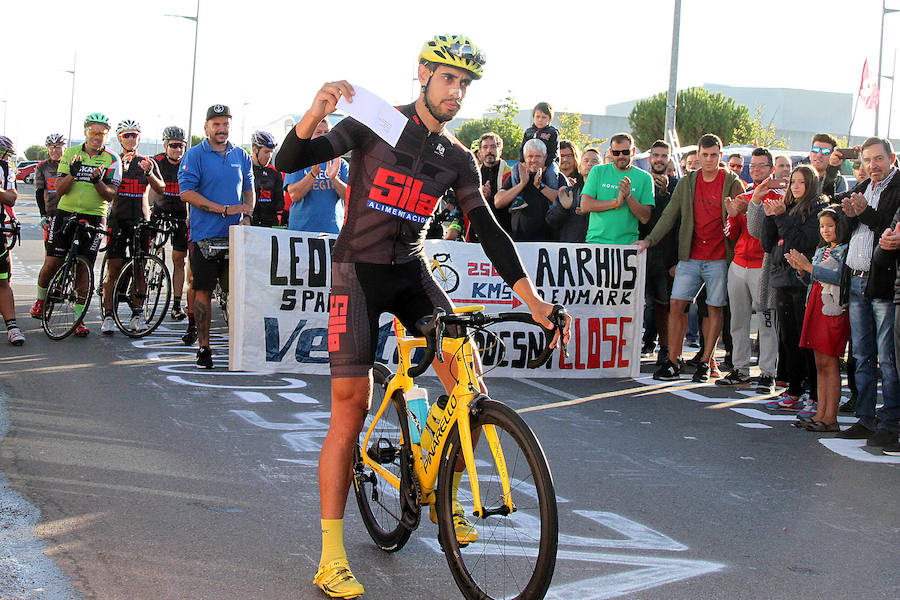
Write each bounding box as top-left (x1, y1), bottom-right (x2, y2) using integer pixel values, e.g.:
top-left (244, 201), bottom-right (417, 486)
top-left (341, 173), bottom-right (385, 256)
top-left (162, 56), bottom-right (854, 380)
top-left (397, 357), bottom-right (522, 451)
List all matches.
top-left (849, 275), bottom-right (900, 432)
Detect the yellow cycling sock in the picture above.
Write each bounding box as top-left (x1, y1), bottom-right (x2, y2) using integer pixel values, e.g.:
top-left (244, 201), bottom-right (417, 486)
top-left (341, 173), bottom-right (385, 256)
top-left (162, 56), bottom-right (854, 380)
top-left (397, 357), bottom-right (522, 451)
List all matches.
top-left (37, 286), bottom-right (47, 300)
top-left (320, 518), bottom-right (347, 566)
top-left (452, 470), bottom-right (463, 501)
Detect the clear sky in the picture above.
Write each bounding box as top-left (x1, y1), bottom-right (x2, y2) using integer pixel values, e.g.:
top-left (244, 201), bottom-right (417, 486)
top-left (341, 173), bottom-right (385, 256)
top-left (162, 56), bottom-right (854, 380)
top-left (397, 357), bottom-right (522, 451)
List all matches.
top-left (2, 0), bottom-right (897, 151)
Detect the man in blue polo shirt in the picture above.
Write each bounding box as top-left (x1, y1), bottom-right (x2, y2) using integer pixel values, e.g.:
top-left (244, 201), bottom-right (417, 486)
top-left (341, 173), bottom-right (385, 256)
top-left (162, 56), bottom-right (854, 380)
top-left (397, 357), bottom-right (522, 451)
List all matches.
top-left (178, 103), bottom-right (254, 368)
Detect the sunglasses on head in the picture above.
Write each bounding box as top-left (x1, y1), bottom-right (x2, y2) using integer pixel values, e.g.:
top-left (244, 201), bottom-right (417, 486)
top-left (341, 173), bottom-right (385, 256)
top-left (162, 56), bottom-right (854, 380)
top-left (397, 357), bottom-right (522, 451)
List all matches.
top-left (610, 149), bottom-right (631, 156)
top-left (810, 146), bottom-right (833, 155)
top-left (448, 42), bottom-right (486, 66)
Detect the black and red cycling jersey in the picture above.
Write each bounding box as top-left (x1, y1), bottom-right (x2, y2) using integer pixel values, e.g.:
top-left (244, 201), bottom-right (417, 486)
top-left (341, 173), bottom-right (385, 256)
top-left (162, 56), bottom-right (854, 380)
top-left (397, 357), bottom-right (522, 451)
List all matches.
top-left (276, 102), bottom-right (526, 285)
top-left (150, 153), bottom-right (186, 217)
top-left (110, 153), bottom-right (160, 222)
top-left (34, 159), bottom-right (61, 217)
top-left (251, 163), bottom-right (285, 227)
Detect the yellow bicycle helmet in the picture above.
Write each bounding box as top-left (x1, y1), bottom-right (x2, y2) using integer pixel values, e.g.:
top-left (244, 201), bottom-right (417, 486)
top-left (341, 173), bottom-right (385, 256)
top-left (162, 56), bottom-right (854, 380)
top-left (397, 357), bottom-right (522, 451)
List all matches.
top-left (418, 34), bottom-right (486, 80)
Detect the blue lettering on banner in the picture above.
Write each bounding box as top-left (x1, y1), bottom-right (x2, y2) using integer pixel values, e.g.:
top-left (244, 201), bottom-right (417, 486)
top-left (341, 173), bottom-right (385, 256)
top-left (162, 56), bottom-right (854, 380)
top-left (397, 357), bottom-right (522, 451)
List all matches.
top-left (264, 318), bottom-right (329, 363)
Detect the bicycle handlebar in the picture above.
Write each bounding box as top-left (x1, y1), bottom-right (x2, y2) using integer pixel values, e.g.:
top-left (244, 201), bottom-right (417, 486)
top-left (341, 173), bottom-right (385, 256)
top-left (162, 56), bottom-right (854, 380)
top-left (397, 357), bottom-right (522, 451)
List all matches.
top-left (406, 304), bottom-right (569, 378)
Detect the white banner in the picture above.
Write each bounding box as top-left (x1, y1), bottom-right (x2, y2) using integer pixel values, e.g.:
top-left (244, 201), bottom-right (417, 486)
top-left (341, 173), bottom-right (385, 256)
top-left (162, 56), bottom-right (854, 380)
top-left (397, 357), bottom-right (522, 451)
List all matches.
top-left (230, 226), bottom-right (645, 377)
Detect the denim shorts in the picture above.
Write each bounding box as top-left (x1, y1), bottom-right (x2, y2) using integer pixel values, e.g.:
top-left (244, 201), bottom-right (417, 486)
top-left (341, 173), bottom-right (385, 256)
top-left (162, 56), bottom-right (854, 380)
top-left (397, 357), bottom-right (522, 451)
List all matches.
top-left (671, 259), bottom-right (728, 307)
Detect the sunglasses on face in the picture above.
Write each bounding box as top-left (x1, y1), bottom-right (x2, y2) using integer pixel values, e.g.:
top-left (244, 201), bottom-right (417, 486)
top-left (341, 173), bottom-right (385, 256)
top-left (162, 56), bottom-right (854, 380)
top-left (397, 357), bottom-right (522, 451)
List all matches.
top-left (121, 132), bottom-right (138, 139)
top-left (729, 163), bottom-right (742, 169)
top-left (168, 142), bottom-right (185, 149)
top-left (86, 130), bottom-right (107, 137)
top-left (610, 149), bottom-right (632, 156)
top-left (810, 147), bottom-right (833, 155)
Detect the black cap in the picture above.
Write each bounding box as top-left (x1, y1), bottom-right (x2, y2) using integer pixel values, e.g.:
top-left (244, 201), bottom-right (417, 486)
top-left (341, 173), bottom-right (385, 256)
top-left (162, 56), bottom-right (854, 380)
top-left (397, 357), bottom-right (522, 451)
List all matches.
top-left (206, 104), bottom-right (232, 120)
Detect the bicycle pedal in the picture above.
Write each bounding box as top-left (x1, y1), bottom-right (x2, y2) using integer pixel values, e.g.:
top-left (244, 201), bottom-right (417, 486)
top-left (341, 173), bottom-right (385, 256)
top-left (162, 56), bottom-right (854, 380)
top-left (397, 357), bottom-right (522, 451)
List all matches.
top-left (366, 438), bottom-right (397, 464)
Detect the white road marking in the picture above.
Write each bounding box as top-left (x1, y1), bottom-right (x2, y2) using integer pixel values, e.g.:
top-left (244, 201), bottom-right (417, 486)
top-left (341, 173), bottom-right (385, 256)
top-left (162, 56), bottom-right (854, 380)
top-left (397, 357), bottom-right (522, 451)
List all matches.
top-left (818, 439), bottom-right (900, 463)
top-left (737, 423), bottom-right (772, 429)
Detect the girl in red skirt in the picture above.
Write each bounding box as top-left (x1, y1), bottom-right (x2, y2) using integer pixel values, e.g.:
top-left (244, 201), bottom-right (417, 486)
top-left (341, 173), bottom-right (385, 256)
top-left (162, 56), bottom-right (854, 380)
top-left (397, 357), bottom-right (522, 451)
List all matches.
top-left (786, 207), bottom-right (849, 432)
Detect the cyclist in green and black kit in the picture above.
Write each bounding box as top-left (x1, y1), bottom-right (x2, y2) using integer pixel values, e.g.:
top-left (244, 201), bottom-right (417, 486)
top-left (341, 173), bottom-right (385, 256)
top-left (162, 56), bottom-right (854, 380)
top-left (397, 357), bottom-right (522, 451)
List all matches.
top-left (30, 112), bottom-right (121, 337)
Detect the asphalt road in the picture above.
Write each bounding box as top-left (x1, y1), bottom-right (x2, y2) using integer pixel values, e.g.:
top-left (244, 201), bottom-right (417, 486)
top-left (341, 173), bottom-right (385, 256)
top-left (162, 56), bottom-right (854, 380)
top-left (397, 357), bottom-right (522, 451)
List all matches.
top-left (1, 185), bottom-right (898, 600)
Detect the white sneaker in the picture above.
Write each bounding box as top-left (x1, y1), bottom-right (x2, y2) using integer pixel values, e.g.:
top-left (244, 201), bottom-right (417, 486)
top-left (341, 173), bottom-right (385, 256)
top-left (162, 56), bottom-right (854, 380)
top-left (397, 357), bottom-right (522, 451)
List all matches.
top-left (101, 316), bottom-right (116, 335)
top-left (128, 315), bottom-right (145, 331)
top-left (7, 327), bottom-right (25, 346)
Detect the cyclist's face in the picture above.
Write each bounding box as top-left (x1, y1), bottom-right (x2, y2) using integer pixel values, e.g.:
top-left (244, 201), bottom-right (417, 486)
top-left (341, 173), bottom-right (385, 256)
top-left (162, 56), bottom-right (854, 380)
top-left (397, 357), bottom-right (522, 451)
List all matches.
top-left (47, 145), bottom-right (64, 161)
top-left (119, 131), bottom-right (140, 152)
top-left (422, 65), bottom-right (472, 122)
top-left (255, 146), bottom-right (274, 166)
top-left (165, 141), bottom-right (185, 161)
top-left (84, 126), bottom-right (109, 151)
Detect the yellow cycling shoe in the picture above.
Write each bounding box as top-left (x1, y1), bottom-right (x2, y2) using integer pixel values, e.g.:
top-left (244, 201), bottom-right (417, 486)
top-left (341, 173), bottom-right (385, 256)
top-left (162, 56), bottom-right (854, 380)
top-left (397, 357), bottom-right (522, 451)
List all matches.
top-left (313, 559), bottom-right (365, 599)
top-left (430, 501), bottom-right (479, 545)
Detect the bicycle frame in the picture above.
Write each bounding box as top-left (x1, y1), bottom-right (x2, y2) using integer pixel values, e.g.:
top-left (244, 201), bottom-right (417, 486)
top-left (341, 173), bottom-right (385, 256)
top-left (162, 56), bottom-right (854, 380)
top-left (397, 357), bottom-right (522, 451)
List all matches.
top-left (359, 306), bottom-right (515, 520)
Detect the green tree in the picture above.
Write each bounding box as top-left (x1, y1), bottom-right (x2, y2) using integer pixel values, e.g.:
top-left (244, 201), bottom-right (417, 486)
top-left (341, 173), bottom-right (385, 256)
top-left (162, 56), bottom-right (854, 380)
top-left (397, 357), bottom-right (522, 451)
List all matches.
top-left (191, 135), bottom-right (203, 147)
top-left (628, 87), bottom-right (752, 150)
top-left (452, 92), bottom-right (523, 160)
top-left (732, 105), bottom-right (789, 149)
top-left (557, 112), bottom-right (607, 151)
top-left (24, 145), bottom-right (49, 161)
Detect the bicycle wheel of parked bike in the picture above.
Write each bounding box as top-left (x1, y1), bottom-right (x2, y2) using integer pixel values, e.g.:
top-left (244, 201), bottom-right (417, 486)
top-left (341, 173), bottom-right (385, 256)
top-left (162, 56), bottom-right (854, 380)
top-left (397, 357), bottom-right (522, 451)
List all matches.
top-left (352, 362), bottom-right (420, 552)
top-left (214, 283), bottom-right (229, 326)
top-left (437, 399), bottom-right (558, 600)
top-left (42, 256), bottom-right (94, 340)
top-left (111, 254), bottom-right (172, 338)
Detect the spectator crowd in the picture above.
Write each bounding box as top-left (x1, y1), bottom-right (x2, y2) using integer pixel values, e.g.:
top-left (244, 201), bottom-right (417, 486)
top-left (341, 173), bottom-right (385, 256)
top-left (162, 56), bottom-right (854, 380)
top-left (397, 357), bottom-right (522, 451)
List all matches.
top-left (2, 98), bottom-right (899, 456)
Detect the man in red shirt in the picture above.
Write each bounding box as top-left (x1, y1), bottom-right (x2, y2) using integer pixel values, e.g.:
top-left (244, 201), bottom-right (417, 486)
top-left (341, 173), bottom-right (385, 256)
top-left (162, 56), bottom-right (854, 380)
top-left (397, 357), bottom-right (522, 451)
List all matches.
top-left (716, 147), bottom-right (780, 392)
top-left (637, 134), bottom-right (745, 382)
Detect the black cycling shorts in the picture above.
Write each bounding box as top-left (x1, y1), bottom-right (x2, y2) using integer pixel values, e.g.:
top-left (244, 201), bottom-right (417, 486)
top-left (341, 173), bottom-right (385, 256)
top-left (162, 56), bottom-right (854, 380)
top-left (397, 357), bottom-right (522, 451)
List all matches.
top-left (106, 217), bottom-right (150, 260)
top-left (328, 259), bottom-right (454, 379)
top-left (47, 210), bottom-right (104, 261)
top-left (151, 211), bottom-right (188, 253)
top-left (0, 239), bottom-right (10, 281)
top-left (189, 241), bottom-right (228, 292)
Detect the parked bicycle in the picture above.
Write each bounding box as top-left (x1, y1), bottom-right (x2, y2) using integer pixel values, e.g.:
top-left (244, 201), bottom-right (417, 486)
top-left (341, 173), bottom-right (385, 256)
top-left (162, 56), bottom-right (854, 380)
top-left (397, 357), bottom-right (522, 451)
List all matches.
top-left (42, 214), bottom-right (111, 340)
top-left (353, 304), bottom-right (567, 600)
top-left (109, 219), bottom-right (173, 337)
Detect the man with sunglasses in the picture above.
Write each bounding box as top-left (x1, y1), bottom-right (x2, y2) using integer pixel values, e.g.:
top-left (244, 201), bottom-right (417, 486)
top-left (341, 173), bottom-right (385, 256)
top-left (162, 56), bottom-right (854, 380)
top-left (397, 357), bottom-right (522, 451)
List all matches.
top-left (100, 120), bottom-right (164, 335)
top-left (30, 113), bottom-right (121, 336)
top-left (150, 126), bottom-right (191, 323)
top-left (275, 34), bottom-right (568, 599)
top-left (579, 132), bottom-right (653, 244)
top-left (809, 133), bottom-right (848, 198)
top-left (249, 130), bottom-right (285, 227)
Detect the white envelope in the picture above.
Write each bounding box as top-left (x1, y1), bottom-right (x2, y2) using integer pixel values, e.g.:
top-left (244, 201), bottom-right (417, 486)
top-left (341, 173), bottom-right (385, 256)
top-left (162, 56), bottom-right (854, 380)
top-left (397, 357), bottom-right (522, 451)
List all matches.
top-left (336, 85), bottom-right (409, 147)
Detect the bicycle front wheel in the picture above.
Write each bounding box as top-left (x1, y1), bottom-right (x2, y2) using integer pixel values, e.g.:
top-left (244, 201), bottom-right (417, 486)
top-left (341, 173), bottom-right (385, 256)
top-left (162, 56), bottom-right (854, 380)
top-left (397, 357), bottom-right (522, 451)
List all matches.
top-left (112, 255), bottom-right (172, 338)
top-left (352, 362), bottom-right (420, 552)
top-left (43, 255), bottom-right (94, 340)
top-left (437, 399), bottom-right (558, 600)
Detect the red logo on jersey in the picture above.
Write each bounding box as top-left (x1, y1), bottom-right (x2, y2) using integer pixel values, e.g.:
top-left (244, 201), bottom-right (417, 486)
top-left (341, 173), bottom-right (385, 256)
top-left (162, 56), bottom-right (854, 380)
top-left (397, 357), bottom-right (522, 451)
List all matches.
top-left (47, 176), bottom-right (58, 192)
top-left (118, 178), bottom-right (147, 196)
top-left (259, 189), bottom-right (272, 200)
top-left (328, 295), bottom-right (349, 351)
top-left (164, 181), bottom-right (179, 196)
top-left (368, 167), bottom-right (439, 216)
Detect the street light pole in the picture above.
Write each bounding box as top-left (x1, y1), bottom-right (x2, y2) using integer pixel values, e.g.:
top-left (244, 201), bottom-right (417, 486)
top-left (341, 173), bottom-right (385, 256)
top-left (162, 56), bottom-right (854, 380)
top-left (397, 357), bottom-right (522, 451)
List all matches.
top-left (166, 0), bottom-right (200, 144)
top-left (63, 53), bottom-right (77, 146)
top-left (664, 0), bottom-right (682, 149)
top-left (876, 0), bottom-right (900, 135)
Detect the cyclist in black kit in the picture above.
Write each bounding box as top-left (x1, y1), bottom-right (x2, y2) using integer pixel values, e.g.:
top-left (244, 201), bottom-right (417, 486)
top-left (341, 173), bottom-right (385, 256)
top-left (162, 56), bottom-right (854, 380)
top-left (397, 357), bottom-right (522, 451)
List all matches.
top-left (276, 34), bottom-right (570, 599)
top-left (249, 130), bottom-right (285, 227)
top-left (150, 126), bottom-right (190, 321)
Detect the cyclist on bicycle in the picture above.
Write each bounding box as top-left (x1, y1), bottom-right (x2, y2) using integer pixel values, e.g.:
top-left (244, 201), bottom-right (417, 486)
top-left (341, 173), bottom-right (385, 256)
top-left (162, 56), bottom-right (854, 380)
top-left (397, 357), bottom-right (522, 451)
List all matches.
top-left (249, 130), bottom-right (285, 227)
top-left (0, 136), bottom-right (24, 345)
top-left (100, 119), bottom-right (164, 334)
top-left (35, 133), bottom-right (67, 247)
top-left (30, 113), bottom-right (121, 337)
top-left (275, 34), bottom-right (570, 599)
top-left (150, 125), bottom-right (191, 322)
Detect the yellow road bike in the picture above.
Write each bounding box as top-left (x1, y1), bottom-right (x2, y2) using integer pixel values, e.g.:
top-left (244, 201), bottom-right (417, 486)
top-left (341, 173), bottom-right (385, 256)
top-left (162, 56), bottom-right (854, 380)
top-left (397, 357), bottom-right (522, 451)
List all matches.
top-left (352, 304), bottom-right (567, 600)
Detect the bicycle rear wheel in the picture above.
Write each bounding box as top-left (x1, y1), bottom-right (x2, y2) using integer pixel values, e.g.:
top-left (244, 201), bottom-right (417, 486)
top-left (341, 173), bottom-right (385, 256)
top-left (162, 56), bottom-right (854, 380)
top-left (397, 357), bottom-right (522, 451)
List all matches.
top-left (437, 399), bottom-right (558, 600)
top-left (42, 256), bottom-right (94, 340)
top-left (112, 255), bottom-right (172, 338)
top-left (352, 362), bottom-right (420, 552)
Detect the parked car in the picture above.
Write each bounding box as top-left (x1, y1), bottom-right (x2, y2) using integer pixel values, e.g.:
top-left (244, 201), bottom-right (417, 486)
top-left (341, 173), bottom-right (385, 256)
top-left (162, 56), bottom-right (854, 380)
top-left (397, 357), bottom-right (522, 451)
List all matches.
top-left (15, 160), bottom-right (39, 184)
